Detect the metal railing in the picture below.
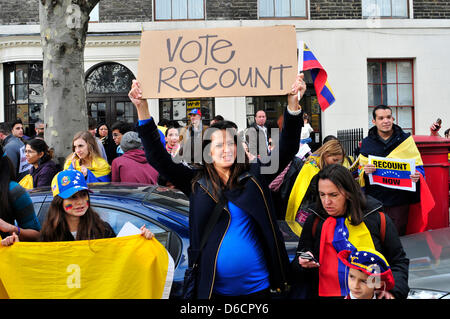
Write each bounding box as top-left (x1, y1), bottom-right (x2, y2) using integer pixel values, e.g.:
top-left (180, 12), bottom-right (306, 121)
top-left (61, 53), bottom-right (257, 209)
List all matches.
top-left (337, 128), bottom-right (364, 159)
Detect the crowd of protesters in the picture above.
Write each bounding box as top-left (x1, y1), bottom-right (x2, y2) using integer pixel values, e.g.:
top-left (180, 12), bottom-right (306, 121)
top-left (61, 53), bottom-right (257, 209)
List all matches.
top-left (0, 72), bottom-right (448, 300)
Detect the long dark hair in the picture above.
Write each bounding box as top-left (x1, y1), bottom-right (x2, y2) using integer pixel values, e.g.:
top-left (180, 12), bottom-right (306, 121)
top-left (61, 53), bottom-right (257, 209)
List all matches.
top-left (315, 164), bottom-right (365, 225)
top-left (0, 145), bottom-right (15, 222)
top-left (192, 120), bottom-right (250, 197)
top-left (95, 122), bottom-right (113, 143)
top-left (26, 138), bottom-right (52, 164)
top-left (40, 190), bottom-right (109, 241)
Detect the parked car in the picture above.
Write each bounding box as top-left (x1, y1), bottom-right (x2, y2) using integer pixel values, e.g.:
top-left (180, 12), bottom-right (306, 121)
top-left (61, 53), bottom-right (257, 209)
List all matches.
top-left (32, 182), bottom-right (450, 299)
top-left (401, 227), bottom-right (450, 299)
top-left (28, 183), bottom-right (300, 299)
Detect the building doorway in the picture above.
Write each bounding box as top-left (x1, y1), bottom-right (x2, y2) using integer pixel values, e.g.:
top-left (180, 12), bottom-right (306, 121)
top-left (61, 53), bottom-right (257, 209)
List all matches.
top-left (85, 62), bottom-right (136, 128)
top-left (245, 71), bottom-right (323, 152)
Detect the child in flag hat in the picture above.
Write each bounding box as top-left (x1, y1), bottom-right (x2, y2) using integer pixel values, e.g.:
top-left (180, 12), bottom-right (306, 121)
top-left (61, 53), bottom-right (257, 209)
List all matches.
top-left (337, 248), bottom-right (395, 299)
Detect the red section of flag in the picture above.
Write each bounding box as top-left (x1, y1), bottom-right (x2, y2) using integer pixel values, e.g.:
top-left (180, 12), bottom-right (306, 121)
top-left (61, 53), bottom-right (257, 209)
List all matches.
top-left (372, 175), bottom-right (413, 188)
top-left (318, 217), bottom-right (342, 296)
top-left (407, 174), bottom-right (435, 234)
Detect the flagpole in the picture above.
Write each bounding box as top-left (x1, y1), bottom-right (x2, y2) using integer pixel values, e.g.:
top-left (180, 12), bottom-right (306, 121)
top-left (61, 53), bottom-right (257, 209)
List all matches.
top-left (297, 40), bottom-right (304, 101)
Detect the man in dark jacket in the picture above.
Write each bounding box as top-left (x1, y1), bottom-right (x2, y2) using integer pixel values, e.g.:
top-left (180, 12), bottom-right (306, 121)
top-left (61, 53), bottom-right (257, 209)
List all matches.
top-left (0, 122), bottom-right (31, 181)
top-left (245, 110), bottom-right (271, 163)
top-left (179, 108), bottom-right (208, 165)
top-left (360, 105), bottom-right (422, 235)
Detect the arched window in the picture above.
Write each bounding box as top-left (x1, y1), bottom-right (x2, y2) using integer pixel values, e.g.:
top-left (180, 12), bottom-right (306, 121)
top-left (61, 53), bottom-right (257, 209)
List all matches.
top-left (85, 63), bottom-right (136, 128)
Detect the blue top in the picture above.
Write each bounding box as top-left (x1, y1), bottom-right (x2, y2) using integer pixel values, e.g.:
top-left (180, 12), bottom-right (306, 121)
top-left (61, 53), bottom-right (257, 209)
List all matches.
top-left (138, 118), bottom-right (166, 147)
top-left (2, 182), bottom-right (41, 239)
top-left (213, 201), bottom-right (270, 296)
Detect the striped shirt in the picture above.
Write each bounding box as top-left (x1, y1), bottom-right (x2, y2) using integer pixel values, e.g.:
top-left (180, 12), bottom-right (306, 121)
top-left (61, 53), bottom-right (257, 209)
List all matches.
top-left (0, 181), bottom-right (41, 238)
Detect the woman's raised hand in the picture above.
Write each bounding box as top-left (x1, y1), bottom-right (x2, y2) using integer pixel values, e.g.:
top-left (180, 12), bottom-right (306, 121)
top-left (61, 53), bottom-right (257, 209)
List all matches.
top-left (128, 80), bottom-right (151, 120)
top-left (288, 73), bottom-right (307, 111)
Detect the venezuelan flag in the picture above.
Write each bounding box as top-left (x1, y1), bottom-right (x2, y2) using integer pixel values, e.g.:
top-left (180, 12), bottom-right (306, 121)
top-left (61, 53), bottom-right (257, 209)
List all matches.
top-left (356, 136), bottom-right (435, 234)
top-left (64, 157), bottom-right (111, 183)
top-left (298, 41), bottom-right (335, 111)
top-left (318, 216), bottom-right (376, 297)
top-left (371, 163), bottom-right (415, 189)
top-left (0, 235), bottom-right (174, 299)
top-left (285, 158), bottom-right (320, 236)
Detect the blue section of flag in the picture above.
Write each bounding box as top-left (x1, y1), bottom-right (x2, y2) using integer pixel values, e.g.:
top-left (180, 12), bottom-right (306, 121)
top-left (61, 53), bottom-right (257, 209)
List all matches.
top-left (86, 169), bottom-right (111, 183)
top-left (374, 168), bottom-right (413, 180)
top-left (332, 218), bottom-right (353, 296)
top-left (416, 165), bottom-right (425, 177)
top-left (321, 84), bottom-right (335, 105)
top-left (301, 44), bottom-right (336, 111)
top-left (303, 49), bottom-right (317, 62)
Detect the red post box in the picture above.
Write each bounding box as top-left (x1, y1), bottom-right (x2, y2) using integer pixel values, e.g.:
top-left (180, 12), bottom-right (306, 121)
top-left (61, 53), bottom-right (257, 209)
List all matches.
top-left (413, 135), bottom-right (450, 230)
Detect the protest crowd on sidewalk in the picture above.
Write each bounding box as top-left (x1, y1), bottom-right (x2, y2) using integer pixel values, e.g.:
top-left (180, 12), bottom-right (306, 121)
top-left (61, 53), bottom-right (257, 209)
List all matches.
top-left (0, 23), bottom-right (449, 302)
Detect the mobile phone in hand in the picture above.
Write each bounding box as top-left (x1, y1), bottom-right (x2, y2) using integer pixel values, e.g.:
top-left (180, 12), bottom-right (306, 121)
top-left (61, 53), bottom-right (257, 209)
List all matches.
top-left (433, 118), bottom-right (442, 131)
top-left (299, 251), bottom-right (318, 264)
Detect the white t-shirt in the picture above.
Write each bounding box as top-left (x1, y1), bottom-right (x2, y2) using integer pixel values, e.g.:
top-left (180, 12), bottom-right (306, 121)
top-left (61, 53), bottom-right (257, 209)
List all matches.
top-left (301, 123), bottom-right (314, 140)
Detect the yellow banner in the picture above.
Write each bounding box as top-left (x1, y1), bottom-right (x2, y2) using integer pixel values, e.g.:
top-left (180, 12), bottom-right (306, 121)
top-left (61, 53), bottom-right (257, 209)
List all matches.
top-left (0, 235), bottom-right (173, 299)
top-left (285, 160), bottom-right (320, 236)
top-left (371, 158), bottom-right (412, 171)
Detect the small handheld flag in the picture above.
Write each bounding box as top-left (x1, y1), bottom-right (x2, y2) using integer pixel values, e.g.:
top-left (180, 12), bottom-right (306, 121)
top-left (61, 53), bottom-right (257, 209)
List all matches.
top-left (298, 41), bottom-right (335, 111)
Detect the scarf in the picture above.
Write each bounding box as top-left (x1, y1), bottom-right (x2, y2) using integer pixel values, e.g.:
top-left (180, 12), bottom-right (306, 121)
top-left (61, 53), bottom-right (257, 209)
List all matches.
top-left (285, 157), bottom-right (320, 236)
top-left (64, 157), bottom-right (111, 183)
top-left (318, 216), bottom-right (375, 297)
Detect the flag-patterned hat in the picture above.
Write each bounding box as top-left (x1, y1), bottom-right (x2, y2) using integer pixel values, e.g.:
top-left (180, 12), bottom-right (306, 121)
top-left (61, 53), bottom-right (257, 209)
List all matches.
top-left (337, 248), bottom-right (395, 291)
top-left (51, 169), bottom-right (90, 199)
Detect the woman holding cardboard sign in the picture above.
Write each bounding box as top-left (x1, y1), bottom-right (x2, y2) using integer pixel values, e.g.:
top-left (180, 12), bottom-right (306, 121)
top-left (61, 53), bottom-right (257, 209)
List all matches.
top-left (129, 74), bottom-right (306, 299)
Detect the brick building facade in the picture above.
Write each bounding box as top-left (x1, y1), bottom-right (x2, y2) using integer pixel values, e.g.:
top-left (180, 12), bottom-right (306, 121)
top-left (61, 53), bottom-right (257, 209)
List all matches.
top-left (1, 0), bottom-right (450, 141)
top-left (2, 0), bottom-right (450, 24)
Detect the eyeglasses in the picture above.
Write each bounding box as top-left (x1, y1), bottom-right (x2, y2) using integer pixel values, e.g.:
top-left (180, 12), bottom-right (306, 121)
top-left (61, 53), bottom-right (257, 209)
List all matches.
top-left (112, 133), bottom-right (121, 137)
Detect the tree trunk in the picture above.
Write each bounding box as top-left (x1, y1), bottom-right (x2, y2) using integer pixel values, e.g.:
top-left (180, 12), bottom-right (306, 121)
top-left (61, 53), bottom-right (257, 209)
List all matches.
top-left (39, 0), bottom-right (99, 168)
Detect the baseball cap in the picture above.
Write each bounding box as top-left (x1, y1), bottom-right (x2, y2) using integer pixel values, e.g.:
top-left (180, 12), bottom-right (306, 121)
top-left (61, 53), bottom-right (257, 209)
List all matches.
top-left (188, 108), bottom-right (202, 116)
top-left (51, 169), bottom-right (90, 199)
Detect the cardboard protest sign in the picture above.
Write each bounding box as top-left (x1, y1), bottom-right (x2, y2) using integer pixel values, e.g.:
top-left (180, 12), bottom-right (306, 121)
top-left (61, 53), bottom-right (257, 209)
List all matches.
top-left (368, 155), bottom-right (416, 192)
top-left (138, 25), bottom-right (298, 98)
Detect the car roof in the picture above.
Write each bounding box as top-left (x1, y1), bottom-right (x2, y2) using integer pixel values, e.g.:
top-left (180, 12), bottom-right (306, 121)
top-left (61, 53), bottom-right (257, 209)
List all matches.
top-left (401, 227), bottom-right (450, 292)
top-left (30, 182), bottom-right (190, 214)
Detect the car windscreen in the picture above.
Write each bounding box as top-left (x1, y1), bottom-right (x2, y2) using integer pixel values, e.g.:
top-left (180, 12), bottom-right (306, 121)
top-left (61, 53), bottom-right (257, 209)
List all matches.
top-left (277, 220), bottom-right (300, 262)
top-left (401, 227), bottom-right (450, 291)
top-left (144, 186), bottom-right (189, 214)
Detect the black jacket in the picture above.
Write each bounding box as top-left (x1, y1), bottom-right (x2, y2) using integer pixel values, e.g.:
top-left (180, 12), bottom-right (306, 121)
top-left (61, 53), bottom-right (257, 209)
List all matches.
top-left (359, 124), bottom-right (420, 207)
top-left (292, 195), bottom-right (410, 299)
top-left (245, 122), bottom-right (271, 159)
top-left (30, 159), bottom-right (58, 188)
top-left (136, 109), bottom-right (303, 299)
